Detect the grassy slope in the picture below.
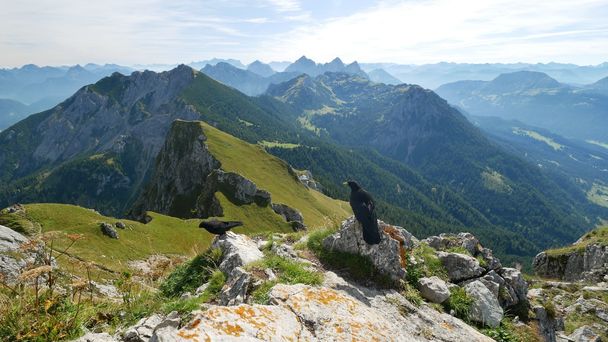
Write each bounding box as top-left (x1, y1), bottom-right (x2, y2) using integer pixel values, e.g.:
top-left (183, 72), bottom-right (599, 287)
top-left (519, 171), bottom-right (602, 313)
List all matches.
top-left (201, 121), bottom-right (351, 229)
top-left (0, 201), bottom-right (298, 276)
top-left (546, 226), bottom-right (608, 256)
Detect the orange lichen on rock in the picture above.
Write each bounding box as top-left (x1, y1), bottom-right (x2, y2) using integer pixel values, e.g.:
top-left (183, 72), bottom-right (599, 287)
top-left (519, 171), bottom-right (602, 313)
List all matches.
top-left (177, 329), bottom-right (200, 341)
top-left (213, 321), bottom-right (245, 336)
top-left (383, 225), bottom-right (408, 269)
top-left (441, 321), bottom-right (455, 331)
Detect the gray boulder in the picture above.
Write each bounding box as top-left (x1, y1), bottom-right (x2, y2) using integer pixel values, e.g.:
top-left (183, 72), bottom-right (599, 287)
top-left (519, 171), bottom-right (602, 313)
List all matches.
top-left (323, 216), bottom-right (417, 281)
top-left (437, 252), bottom-right (484, 282)
top-left (219, 267), bottom-right (251, 306)
top-left (418, 276), bottom-right (450, 303)
top-left (115, 221), bottom-right (126, 229)
top-left (500, 267), bottom-right (528, 307)
top-left (0, 224), bottom-right (44, 284)
top-left (211, 231), bottom-right (264, 274)
top-left (568, 326), bottom-right (601, 342)
top-left (464, 280), bottom-right (504, 328)
top-left (123, 314), bottom-right (164, 342)
top-left (100, 223), bottom-right (118, 239)
top-left (149, 311), bottom-right (181, 342)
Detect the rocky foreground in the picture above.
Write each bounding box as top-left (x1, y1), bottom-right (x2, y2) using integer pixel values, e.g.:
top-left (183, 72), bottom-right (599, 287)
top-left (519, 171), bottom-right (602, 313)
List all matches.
top-left (72, 217), bottom-right (529, 342)
top-left (3, 216), bottom-right (606, 341)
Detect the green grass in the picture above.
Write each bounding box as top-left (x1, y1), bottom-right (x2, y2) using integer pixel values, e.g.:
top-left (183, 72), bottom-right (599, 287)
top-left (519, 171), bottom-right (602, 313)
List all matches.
top-left (406, 244), bottom-right (449, 285)
top-left (444, 287), bottom-right (473, 321)
top-left (482, 319), bottom-right (542, 342)
top-left (248, 254), bottom-right (323, 286)
top-left (159, 248), bottom-right (223, 298)
top-left (250, 281), bottom-right (277, 304)
top-left (546, 226), bottom-right (608, 256)
top-left (0, 204), bottom-right (213, 276)
top-left (201, 121), bottom-right (351, 229)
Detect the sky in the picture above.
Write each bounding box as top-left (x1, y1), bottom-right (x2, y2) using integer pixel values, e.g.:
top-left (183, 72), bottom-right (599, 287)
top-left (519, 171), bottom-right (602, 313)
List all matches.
top-left (1, 0), bottom-right (607, 67)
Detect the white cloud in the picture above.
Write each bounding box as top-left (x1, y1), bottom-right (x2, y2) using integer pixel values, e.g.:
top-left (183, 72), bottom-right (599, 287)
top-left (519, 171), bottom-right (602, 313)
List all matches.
top-left (266, 0), bottom-right (301, 12)
top-left (258, 0), bottom-right (608, 64)
top-left (0, 0), bottom-right (606, 66)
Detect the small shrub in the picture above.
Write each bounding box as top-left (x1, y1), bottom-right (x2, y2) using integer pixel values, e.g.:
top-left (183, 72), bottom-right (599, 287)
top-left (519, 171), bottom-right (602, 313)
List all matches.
top-left (543, 301), bottom-right (556, 319)
top-left (483, 319), bottom-right (542, 342)
top-left (407, 244), bottom-right (448, 283)
top-left (402, 283), bottom-right (423, 307)
top-left (446, 246), bottom-right (471, 255)
top-left (160, 248), bottom-right (222, 297)
top-left (444, 287), bottom-right (473, 321)
top-left (476, 255), bottom-right (488, 268)
top-left (250, 281), bottom-right (277, 304)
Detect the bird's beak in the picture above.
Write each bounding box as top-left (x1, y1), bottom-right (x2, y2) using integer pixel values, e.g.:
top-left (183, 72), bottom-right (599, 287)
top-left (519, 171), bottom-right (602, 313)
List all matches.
top-left (342, 181), bottom-right (348, 185)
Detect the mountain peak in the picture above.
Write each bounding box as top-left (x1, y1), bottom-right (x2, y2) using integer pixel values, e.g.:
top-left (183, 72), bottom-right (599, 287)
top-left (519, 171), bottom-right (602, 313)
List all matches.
top-left (247, 60), bottom-right (275, 77)
top-left (485, 71), bottom-right (561, 93)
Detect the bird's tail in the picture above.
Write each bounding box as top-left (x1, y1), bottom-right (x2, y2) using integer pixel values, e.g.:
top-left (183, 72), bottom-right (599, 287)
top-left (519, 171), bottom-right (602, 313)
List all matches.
top-left (223, 221), bottom-right (244, 229)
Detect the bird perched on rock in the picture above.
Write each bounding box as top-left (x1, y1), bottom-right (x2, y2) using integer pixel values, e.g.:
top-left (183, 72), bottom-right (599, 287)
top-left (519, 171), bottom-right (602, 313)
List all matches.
top-left (199, 219), bottom-right (243, 236)
top-left (345, 181), bottom-right (381, 245)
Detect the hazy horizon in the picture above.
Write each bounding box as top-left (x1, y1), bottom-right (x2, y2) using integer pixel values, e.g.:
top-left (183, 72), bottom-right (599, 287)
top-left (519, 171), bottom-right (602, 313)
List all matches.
top-left (2, 0), bottom-right (607, 68)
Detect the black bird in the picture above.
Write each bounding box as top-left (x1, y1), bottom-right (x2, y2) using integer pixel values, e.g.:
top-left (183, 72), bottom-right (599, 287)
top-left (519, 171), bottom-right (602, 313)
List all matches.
top-left (345, 181), bottom-right (381, 245)
top-left (199, 219), bottom-right (243, 236)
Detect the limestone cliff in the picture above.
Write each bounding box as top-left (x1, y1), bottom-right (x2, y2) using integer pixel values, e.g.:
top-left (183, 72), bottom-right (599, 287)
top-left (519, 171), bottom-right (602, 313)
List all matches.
top-left (533, 227), bottom-right (608, 282)
top-left (131, 120), bottom-right (272, 220)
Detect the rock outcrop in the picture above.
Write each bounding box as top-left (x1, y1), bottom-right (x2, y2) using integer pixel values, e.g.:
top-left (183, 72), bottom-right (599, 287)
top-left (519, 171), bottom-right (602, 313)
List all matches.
top-left (423, 232), bottom-right (529, 325)
top-left (533, 246), bottom-right (608, 282)
top-left (0, 224), bottom-right (39, 284)
top-left (211, 232), bottom-right (264, 274)
top-left (322, 216), bottom-right (417, 281)
top-left (100, 222), bottom-right (119, 239)
top-left (130, 120), bottom-right (222, 219)
top-left (271, 203), bottom-right (306, 231)
top-left (155, 283), bottom-right (493, 342)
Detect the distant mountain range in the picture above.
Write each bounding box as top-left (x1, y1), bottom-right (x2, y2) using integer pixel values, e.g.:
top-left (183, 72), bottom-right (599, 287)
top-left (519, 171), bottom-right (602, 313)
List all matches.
top-left (436, 71), bottom-right (608, 142)
top-left (0, 63), bottom-right (134, 129)
top-left (200, 56), bottom-right (402, 96)
top-left (360, 62), bottom-right (608, 89)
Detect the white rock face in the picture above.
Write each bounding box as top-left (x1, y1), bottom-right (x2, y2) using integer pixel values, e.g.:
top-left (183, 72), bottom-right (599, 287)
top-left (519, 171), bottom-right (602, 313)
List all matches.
top-left (322, 216), bottom-right (417, 281)
top-left (211, 232), bottom-right (264, 274)
top-left (464, 280), bottom-right (504, 328)
top-left (0, 224), bottom-right (40, 284)
top-left (156, 283), bottom-right (492, 342)
top-left (437, 252), bottom-right (485, 282)
top-left (418, 276), bottom-right (451, 303)
top-left (568, 325), bottom-right (601, 342)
